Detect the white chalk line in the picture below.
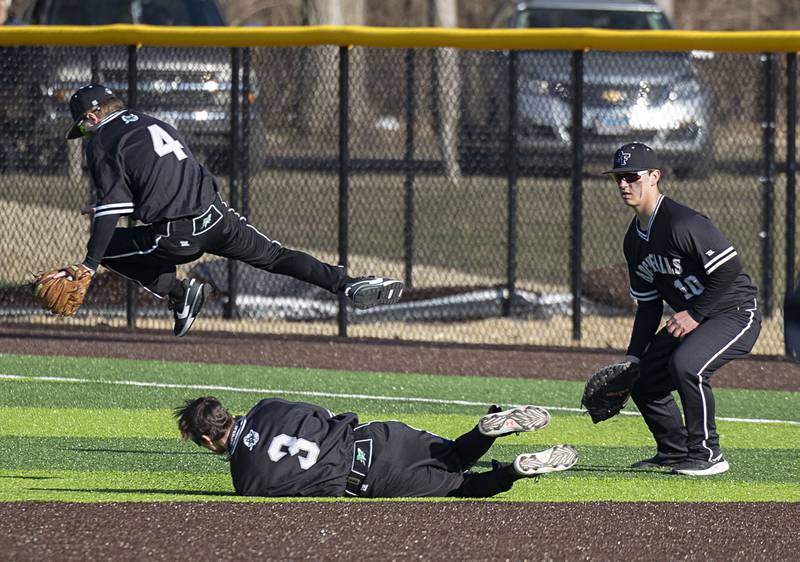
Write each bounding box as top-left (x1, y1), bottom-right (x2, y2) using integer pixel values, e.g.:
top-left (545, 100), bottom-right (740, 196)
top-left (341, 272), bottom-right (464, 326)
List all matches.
top-left (1, 373), bottom-right (799, 426)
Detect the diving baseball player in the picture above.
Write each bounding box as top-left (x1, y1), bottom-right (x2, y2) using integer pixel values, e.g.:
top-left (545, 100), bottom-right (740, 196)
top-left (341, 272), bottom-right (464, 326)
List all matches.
top-left (175, 396), bottom-right (577, 497)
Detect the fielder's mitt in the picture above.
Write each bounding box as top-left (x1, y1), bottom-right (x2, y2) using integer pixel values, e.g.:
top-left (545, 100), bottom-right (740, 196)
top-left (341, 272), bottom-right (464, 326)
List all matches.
top-left (581, 361), bottom-right (640, 423)
top-left (32, 265), bottom-right (94, 316)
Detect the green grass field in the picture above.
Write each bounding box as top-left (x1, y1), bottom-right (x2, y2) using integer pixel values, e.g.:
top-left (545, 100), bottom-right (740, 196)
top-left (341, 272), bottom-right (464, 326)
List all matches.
top-left (1, 352), bottom-right (798, 503)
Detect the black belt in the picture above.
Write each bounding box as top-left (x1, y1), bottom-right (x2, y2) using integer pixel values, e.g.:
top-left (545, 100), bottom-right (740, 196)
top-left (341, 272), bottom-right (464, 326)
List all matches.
top-left (345, 425), bottom-right (374, 497)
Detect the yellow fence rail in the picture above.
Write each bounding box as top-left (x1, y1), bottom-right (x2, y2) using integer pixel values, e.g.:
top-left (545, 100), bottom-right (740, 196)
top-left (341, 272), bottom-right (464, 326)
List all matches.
top-left (0, 24), bottom-right (799, 52)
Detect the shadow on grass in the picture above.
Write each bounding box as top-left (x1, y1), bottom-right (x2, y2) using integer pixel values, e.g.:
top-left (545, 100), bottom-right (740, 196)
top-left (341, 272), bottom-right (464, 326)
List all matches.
top-left (568, 465), bottom-right (674, 475)
top-left (473, 460), bottom-right (673, 476)
top-left (29, 487), bottom-right (236, 497)
top-left (61, 447), bottom-right (205, 456)
top-left (0, 475), bottom-right (56, 480)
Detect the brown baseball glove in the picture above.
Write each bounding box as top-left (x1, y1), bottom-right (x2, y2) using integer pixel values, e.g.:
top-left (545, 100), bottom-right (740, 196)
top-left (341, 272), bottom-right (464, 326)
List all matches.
top-left (33, 265), bottom-right (94, 316)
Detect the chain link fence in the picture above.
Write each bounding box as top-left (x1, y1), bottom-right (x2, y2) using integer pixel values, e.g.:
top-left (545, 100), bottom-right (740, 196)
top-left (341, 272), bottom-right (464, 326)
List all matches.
top-left (0, 38), bottom-right (796, 356)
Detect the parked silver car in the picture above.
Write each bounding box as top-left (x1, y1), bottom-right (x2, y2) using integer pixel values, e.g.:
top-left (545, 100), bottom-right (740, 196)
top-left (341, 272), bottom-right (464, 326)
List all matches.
top-left (6, 0), bottom-right (261, 176)
top-left (459, 0), bottom-right (713, 178)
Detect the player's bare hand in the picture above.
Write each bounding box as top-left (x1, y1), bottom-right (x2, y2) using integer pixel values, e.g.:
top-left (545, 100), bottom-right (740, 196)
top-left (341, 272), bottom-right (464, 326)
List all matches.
top-left (666, 311), bottom-right (699, 340)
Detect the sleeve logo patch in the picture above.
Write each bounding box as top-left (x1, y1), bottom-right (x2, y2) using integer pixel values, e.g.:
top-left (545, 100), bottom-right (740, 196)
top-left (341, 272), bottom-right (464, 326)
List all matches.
top-left (243, 429), bottom-right (260, 451)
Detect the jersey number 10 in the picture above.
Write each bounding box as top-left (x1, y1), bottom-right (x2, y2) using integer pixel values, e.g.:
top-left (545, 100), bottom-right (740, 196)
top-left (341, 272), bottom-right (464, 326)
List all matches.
top-left (148, 124), bottom-right (188, 161)
top-left (674, 274), bottom-right (705, 300)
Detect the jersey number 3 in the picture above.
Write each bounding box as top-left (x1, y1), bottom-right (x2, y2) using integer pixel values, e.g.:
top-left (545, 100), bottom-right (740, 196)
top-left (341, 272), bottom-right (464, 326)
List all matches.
top-left (148, 124), bottom-right (188, 161)
top-left (267, 433), bottom-right (320, 470)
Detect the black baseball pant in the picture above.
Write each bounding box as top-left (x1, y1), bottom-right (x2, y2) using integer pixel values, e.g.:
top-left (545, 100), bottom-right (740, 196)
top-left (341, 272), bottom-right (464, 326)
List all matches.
top-left (100, 192), bottom-right (347, 298)
top-left (354, 420), bottom-right (520, 498)
top-left (631, 300), bottom-right (761, 462)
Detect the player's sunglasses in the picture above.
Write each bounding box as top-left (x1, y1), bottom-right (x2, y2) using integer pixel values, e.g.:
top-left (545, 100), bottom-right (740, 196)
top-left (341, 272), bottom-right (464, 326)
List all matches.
top-left (613, 170), bottom-right (650, 184)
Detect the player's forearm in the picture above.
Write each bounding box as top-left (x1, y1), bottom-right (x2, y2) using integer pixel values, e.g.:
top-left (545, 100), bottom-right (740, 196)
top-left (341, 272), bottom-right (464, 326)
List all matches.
top-left (626, 299), bottom-right (663, 359)
top-left (687, 255), bottom-right (742, 322)
top-left (83, 214), bottom-right (119, 270)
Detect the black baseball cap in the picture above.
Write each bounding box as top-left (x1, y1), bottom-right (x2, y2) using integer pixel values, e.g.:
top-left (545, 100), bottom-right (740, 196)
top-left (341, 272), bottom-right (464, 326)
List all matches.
top-left (65, 84), bottom-right (117, 140)
top-left (603, 142), bottom-right (660, 174)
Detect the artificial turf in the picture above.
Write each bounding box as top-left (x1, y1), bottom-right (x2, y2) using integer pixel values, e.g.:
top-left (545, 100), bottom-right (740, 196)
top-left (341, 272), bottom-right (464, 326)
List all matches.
top-left (1, 353), bottom-right (798, 502)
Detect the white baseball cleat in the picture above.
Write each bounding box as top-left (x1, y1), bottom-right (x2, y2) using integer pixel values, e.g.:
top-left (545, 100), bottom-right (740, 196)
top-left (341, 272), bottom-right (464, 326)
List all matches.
top-left (671, 456), bottom-right (730, 476)
top-left (513, 445), bottom-right (578, 476)
top-left (478, 405), bottom-right (551, 437)
top-left (344, 277), bottom-right (404, 309)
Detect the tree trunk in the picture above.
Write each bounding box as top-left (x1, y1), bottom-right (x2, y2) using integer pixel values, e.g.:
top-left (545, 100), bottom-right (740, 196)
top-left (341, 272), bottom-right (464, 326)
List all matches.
top-left (432, 0), bottom-right (461, 183)
top-left (302, 0), bottom-right (366, 138)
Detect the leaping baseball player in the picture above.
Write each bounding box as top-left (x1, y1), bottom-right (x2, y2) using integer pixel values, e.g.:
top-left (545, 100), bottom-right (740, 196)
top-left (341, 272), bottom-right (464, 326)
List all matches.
top-left (34, 84), bottom-right (404, 335)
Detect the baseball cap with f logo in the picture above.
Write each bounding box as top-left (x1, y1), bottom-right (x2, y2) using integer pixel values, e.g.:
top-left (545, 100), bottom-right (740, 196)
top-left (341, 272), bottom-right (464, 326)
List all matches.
top-left (603, 142), bottom-right (660, 174)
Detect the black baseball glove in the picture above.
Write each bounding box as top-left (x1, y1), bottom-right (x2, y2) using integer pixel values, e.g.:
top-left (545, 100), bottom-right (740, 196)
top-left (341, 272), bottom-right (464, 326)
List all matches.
top-left (581, 361), bottom-right (640, 423)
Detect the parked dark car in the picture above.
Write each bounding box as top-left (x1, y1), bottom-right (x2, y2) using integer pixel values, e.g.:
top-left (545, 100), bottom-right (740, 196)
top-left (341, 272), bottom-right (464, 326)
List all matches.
top-left (459, 0), bottom-right (713, 178)
top-left (2, 0), bottom-right (260, 176)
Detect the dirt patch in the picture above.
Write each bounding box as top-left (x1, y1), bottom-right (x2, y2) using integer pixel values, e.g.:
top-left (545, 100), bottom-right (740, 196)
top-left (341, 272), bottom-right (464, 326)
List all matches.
top-left (1, 324), bottom-right (798, 560)
top-left (1, 502), bottom-right (798, 561)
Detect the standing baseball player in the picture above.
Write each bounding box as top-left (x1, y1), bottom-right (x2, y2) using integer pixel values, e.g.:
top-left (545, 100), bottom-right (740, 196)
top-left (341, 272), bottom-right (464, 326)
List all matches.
top-left (63, 83), bottom-right (404, 336)
top-left (606, 142), bottom-right (761, 476)
top-left (175, 396), bottom-right (577, 498)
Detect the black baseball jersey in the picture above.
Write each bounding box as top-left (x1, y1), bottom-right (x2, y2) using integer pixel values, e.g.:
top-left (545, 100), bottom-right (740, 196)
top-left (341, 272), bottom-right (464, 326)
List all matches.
top-left (624, 194), bottom-right (757, 314)
top-left (86, 109), bottom-right (217, 224)
top-left (227, 398), bottom-right (358, 497)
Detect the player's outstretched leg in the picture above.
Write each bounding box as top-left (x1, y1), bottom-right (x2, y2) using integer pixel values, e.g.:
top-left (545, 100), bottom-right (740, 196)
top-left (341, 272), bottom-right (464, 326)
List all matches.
top-left (168, 278), bottom-right (209, 337)
top-left (513, 445), bottom-right (578, 476)
top-left (478, 405), bottom-right (551, 437)
top-left (343, 276), bottom-right (404, 309)
top-left (450, 446), bottom-right (577, 497)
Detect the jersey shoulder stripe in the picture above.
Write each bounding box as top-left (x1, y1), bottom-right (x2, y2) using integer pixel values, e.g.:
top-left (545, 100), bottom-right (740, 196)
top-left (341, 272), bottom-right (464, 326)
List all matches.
top-left (705, 246), bottom-right (736, 273)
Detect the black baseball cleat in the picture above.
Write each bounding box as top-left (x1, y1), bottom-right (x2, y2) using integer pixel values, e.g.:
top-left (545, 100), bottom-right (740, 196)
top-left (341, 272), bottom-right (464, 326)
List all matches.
top-left (343, 276), bottom-right (404, 309)
top-left (478, 405), bottom-right (551, 437)
top-left (630, 453), bottom-right (685, 469)
top-left (513, 445), bottom-right (578, 477)
top-left (168, 278), bottom-right (209, 337)
top-left (671, 455), bottom-right (730, 476)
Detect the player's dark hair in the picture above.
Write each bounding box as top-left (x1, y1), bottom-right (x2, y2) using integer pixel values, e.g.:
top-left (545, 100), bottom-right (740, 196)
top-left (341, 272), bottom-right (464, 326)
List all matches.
top-left (174, 396), bottom-right (233, 445)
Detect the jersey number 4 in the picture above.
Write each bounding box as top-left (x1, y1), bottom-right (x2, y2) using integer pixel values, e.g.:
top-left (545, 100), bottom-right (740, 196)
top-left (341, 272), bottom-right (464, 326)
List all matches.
top-left (148, 124), bottom-right (188, 161)
top-left (267, 433), bottom-right (320, 470)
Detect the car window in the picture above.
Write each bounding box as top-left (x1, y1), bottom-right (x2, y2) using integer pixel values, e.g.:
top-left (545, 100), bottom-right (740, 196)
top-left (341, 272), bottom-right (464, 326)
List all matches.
top-left (517, 9), bottom-right (671, 30)
top-left (43, 0), bottom-right (225, 26)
